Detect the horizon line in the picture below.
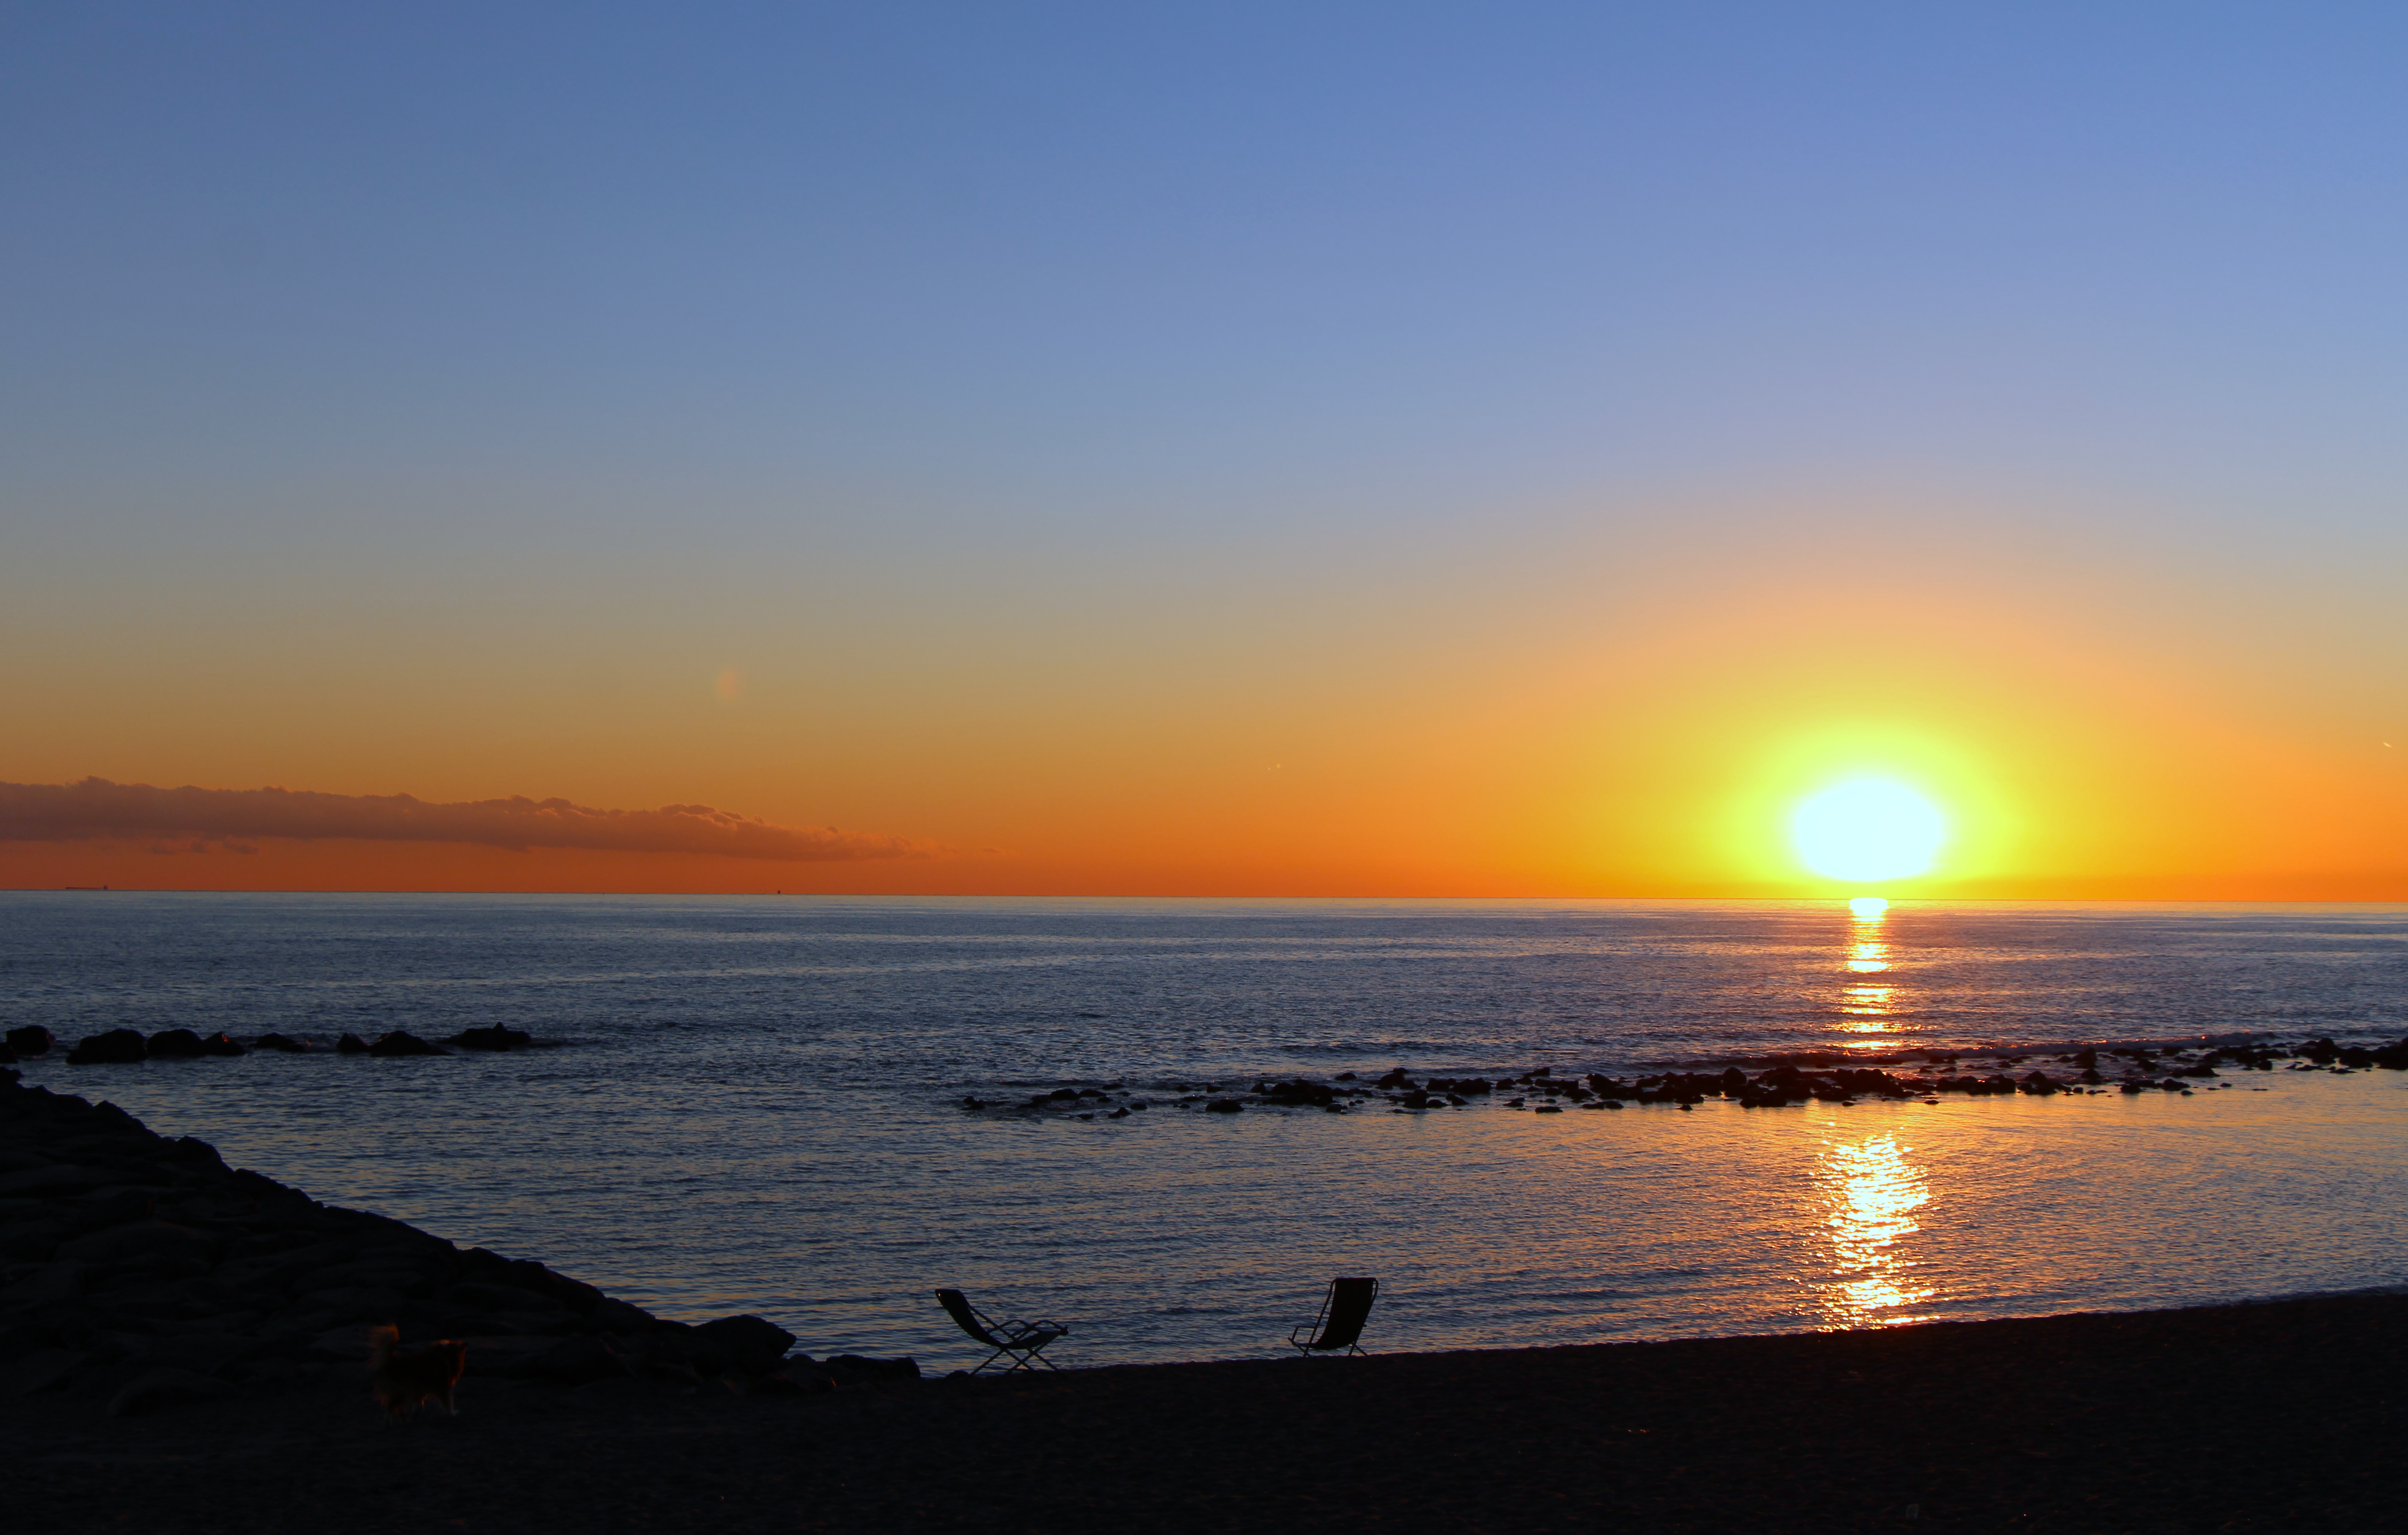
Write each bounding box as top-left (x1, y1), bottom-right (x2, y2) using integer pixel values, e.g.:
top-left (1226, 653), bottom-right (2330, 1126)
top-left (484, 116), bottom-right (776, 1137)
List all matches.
top-left (7, 886), bottom-right (2407, 906)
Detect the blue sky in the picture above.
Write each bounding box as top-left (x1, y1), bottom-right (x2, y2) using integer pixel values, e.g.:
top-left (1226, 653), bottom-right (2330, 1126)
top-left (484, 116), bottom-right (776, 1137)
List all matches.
top-left (10, 3), bottom-right (2407, 536)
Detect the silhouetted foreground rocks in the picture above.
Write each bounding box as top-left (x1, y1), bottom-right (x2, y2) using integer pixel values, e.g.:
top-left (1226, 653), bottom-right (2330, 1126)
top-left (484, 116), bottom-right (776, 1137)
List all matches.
top-left (0, 1069), bottom-right (902, 1426)
top-left (965, 1035), bottom-right (2408, 1120)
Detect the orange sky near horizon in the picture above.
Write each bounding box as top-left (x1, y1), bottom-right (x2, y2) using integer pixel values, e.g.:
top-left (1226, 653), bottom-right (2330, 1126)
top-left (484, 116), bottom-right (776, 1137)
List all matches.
top-left (5, 490), bottom-right (2402, 900)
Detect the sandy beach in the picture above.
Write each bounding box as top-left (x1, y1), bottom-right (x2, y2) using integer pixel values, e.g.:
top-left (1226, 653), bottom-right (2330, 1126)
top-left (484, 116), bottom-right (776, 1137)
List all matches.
top-left (9, 1290), bottom-right (2401, 1533)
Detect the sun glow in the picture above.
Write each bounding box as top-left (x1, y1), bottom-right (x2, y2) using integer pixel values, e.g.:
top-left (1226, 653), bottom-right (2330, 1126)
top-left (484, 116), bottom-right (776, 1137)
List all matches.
top-left (1791, 779), bottom-right (1947, 882)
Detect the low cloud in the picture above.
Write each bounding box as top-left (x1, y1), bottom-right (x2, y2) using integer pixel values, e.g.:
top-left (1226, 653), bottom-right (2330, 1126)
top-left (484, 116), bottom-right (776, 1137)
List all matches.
top-left (0, 778), bottom-right (925, 862)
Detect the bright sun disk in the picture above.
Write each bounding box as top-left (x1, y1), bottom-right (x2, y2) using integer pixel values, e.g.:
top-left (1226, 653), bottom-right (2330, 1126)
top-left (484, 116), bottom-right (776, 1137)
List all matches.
top-left (1791, 779), bottom-right (1946, 882)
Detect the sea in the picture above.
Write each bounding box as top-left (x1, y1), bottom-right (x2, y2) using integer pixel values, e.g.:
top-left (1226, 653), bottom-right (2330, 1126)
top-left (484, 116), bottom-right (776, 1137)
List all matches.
top-left (2, 893), bottom-right (2403, 1368)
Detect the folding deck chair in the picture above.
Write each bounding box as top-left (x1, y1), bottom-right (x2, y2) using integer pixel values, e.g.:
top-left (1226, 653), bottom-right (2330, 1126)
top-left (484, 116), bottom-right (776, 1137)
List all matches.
top-left (1289, 1276), bottom-right (1379, 1356)
top-left (935, 1288), bottom-right (1070, 1373)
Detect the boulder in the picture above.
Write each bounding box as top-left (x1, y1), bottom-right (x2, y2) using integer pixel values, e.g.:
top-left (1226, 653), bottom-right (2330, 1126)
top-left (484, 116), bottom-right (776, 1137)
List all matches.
top-left (171, 1134), bottom-right (228, 1171)
top-left (4, 1026), bottom-right (51, 1057)
top-left (1204, 1098), bottom-right (1244, 1113)
top-left (106, 1367), bottom-right (236, 1417)
top-left (253, 1033), bottom-right (311, 1053)
top-left (440, 1279), bottom-right (570, 1316)
top-left (57, 1220), bottom-right (217, 1268)
top-left (296, 1261), bottom-right (431, 1298)
top-left (367, 1031), bottom-right (445, 1057)
top-left (289, 1285), bottom-right (412, 1323)
top-left (1261, 1080), bottom-right (1336, 1107)
top-left (469, 1256), bottom-right (604, 1315)
top-left (336, 1033), bottom-right (370, 1055)
top-left (65, 1030), bottom-right (148, 1065)
top-left (445, 1026), bottom-right (533, 1051)
top-left (145, 1029), bottom-right (208, 1060)
top-left (589, 1297), bottom-right (657, 1333)
top-left (198, 1032), bottom-right (245, 1057)
top-left (0, 1164), bottom-right (113, 1198)
top-left (690, 1314), bottom-right (796, 1376)
top-left (211, 1241), bottom-right (358, 1295)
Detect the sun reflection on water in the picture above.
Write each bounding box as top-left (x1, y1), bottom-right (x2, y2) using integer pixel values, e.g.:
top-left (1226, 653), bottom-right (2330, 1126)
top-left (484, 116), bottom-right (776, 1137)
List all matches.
top-left (1838, 902), bottom-right (1895, 1033)
top-left (1813, 1131), bottom-right (1937, 1328)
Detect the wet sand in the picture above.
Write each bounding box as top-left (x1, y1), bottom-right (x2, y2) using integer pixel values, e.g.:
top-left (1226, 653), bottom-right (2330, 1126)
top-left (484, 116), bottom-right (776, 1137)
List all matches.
top-left (12, 1290), bottom-right (2403, 1533)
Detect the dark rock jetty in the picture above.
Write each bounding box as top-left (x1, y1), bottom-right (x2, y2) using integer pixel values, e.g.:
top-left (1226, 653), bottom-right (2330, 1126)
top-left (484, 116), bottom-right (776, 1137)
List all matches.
top-left (12, 1024), bottom-right (559, 1066)
top-left (0, 1067), bottom-right (905, 1419)
top-left (962, 1035), bottom-right (2408, 1119)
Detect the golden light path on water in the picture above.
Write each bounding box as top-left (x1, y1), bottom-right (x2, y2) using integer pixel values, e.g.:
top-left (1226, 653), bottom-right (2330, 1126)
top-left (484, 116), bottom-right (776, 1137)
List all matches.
top-left (1812, 1131), bottom-right (1938, 1328)
top-left (1840, 899), bottom-right (1896, 1033)
top-left (1821, 898), bottom-right (1931, 1324)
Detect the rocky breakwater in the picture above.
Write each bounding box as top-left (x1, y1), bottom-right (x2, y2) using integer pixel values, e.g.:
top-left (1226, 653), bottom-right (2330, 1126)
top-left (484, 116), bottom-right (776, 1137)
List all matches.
top-left (2, 1023), bottom-right (558, 1065)
top-left (0, 1068), bottom-right (908, 1419)
top-left (949, 1034), bottom-right (2408, 1122)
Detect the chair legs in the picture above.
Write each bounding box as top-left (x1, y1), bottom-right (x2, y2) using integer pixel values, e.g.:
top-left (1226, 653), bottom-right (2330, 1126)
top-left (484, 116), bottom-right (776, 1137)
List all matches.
top-left (972, 1343), bottom-right (1061, 1374)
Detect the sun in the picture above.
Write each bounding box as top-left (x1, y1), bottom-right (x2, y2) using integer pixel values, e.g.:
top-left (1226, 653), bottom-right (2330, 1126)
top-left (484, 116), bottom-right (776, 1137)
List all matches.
top-left (1791, 778), bottom-right (1947, 882)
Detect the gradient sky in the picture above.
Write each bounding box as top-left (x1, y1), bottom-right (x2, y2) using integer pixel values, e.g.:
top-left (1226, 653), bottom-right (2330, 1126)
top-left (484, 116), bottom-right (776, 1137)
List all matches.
top-left (3, 3), bottom-right (2403, 896)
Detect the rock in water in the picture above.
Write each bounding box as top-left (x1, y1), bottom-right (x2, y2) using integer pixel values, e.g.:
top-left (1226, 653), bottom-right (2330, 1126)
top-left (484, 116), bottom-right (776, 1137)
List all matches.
top-left (145, 1029), bottom-right (207, 1060)
top-left (444, 1025), bottom-right (533, 1051)
top-left (4, 1026), bottom-right (51, 1057)
top-left (65, 1029), bottom-right (147, 1064)
top-left (367, 1031), bottom-right (445, 1057)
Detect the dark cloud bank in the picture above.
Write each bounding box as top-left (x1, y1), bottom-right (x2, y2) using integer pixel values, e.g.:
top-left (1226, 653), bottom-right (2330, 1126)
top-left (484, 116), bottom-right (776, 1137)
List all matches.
top-left (0, 778), bottom-right (923, 862)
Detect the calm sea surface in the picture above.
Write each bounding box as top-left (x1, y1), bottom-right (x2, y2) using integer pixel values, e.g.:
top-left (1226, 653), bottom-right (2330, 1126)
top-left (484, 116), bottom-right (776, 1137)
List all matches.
top-left (2, 894), bottom-right (2403, 1365)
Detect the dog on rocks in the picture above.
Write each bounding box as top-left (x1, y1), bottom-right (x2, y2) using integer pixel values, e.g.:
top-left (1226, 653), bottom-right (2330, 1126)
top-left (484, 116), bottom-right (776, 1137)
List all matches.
top-left (367, 1325), bottom-right (467, 1421)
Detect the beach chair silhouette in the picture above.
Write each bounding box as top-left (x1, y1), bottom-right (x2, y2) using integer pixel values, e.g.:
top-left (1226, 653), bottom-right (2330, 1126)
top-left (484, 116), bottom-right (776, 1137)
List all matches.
top-left (1289, 1277), bottom-right (1379, 1356)
top-left (935, 1288), bottom-right (1069, 1373)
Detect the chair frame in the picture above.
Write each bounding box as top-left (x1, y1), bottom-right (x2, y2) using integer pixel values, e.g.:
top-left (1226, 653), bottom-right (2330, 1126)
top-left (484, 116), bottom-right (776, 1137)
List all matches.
top-left (1289, 1277), bottom-right (1379, 1357)
top-left (936, 1288), bottom-right (1069, 1373)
